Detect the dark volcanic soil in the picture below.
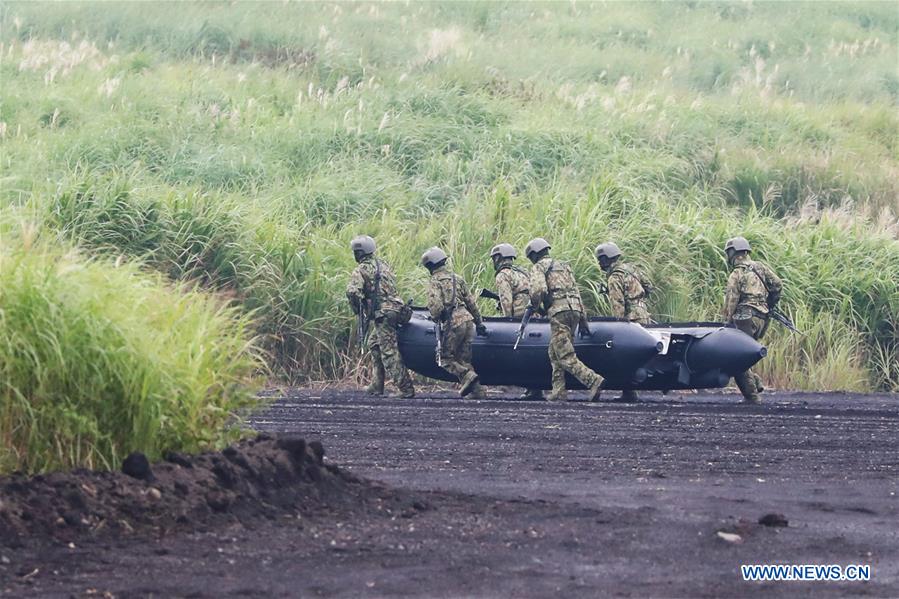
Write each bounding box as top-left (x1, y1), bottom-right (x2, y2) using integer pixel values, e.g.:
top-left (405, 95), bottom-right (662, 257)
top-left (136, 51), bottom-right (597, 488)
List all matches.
top-left (2, 389), bottom-right (897, 598)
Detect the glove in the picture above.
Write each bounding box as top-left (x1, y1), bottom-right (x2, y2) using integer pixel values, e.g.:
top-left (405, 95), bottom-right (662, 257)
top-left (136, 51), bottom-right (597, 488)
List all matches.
top-left (475, 323), bottom-right (488, 337)
top-left (578, 323), bottom-right (592, 339)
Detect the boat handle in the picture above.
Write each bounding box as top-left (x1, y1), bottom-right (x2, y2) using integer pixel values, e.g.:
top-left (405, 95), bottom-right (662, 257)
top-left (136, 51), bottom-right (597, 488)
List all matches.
top-left (528, 332), bottom-right (542, 338)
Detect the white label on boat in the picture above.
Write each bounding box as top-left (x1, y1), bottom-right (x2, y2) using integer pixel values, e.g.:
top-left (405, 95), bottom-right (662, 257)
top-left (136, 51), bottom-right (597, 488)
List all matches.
top-left (647, 330), bottom-right (671, 355)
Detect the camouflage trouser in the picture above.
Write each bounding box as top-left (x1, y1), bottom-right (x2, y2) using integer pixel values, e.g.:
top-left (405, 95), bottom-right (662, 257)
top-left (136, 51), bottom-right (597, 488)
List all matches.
top-left (439, 321), bottom-right (476, 384)
top-left (732, 308), bottom-right (769, 400)
top-left (367, 311), bottom-right (414, 394)
top-left (549, 310), bottom-right (601, 396)
top-left (622, 309), bottom-right (650, 400)
top-left (627, 302), bottom-right (651, 325)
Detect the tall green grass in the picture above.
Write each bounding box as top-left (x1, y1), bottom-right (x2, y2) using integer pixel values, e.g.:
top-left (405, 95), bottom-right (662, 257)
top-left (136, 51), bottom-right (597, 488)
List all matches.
top-left (0, 233), bottom-right (262, 474)
top-left (16, 169), bottom-right (898, 391)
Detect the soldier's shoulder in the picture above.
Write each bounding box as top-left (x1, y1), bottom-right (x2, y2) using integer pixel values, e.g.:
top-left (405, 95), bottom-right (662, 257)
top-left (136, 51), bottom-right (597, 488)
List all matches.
top-left (375, 257), bottom-right (395, 272)
top-left (544, 257), bottom-right (569, 271)
top-left (610, 262), bottom-right (631, 276)
top-left (349, 262), bottom-right (369, 279)
top-left (434, 271), bottom-right (455, 284)
top-left (726, 268), bottom-right (743, 283)
top-left (752, 259), bottom-right (776, 273)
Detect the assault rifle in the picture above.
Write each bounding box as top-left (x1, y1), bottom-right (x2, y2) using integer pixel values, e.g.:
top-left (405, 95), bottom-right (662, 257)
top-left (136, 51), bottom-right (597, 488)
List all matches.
top-left (356, 300), bottom-right (372, 354)
top-left (513, 305), bottom-right (535, 351)
top-left (479, 288), bottom-right (502, 312)
top-left (434, 320), bottom-right (444, 367)
top-left (770, 306), bottom-right (802, 335)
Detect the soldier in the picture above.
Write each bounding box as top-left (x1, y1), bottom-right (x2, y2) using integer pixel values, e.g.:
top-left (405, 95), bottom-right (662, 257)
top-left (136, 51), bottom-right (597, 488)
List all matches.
top-left (346, 235), bottom-right (415, 398)
top-left (722, 236), bottom-right (783, 405)
top-left (595, 241), bottom-right (654, 402)
top-left (490, 243), bottom-right (543, 401)
top-left (525, 238), bottom-right (604, 402)
top-left (422, 247), bottom-right (488, 399)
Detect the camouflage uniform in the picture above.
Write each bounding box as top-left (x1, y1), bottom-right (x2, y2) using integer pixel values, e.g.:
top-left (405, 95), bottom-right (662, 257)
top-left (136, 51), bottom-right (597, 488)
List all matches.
top-left (604, 261), bottom-right (653, 402)
top-left (346, 256), bottom-right (414, 396)
top-left (494, 259), bottom-right (531, 318)
top-left (494, 257), bottom-right (542, 400)
top-left (427, 265), bottom-right (485, 397)
top-left (530, 257), bottom-right (603, 400)
top-left (607, 262), bottom-right (652, 324)
top-left (723, 253), bottom-right (782, 402)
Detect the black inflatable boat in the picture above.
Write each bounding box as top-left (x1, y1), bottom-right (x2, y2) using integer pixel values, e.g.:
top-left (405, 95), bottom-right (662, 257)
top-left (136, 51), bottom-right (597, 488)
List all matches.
top-left (397, 308), bottom-right (766, 391)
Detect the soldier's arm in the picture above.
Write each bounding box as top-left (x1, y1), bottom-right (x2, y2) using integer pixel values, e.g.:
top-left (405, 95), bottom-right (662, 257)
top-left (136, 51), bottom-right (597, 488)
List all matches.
top-left (763, 263), bottom-right (783, 305)
top-left (426, 280), bottom-right (443, 321)
top-left (638, 269), bottom-right (654, 296)
top-left (496, 272), bottom-right (515, 317)
top-left (574, 283), bottom-right (590, 329)
top-left (608, 274), bottom-right (627, 318)
top-left (460, 278), bottom-right (483, 324)
top-left (346, 267), bottom-right (367, 314)
top-left (722, 271), bottom-right (741, 320)
top-left (528, 264), bottom-right (547, 311)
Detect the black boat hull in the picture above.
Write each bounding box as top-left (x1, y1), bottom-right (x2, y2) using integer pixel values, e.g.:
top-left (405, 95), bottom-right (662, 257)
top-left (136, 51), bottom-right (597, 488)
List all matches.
top-left (397, 309), bottom-right (766, 391)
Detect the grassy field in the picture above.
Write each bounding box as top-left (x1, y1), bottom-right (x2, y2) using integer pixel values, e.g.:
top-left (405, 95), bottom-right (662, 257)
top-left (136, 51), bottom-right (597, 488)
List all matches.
top-left (0, 227), bottom-right (261, 473)
top-left (1, 0), bottom-right (897, 460)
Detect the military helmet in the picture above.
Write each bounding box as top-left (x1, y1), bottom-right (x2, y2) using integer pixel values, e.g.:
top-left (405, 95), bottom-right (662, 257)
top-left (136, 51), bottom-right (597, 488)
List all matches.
top-left (524, 237), bottom-right (551, 259)
top-left (724, 236), bottom-right (751, 253)
top-left (421, 247), bottom-right (448, 269)
top-left (350, 235), bottom-right (376, 255)
top-left (595, 242), bottom-right (622, 261)
top-left (490, 243), bottom-right (517, 259)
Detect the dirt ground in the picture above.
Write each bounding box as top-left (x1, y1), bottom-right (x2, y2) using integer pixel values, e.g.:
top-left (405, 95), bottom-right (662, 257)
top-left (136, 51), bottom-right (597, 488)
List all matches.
top-left (2, 389), bottom-right (897, 598)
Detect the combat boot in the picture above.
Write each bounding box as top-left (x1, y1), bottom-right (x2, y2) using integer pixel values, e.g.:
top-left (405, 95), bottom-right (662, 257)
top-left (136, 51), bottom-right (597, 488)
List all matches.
top-left (753, 373), bottom-right (765, 393)
top-left (519, 388), bottom-right (544, 401)
top-left (468, 384), bottom-right (487, 400)
top-left (546, 390), bottom-right (568, 402)
top-left (588, 377), bottom-right (604, 402)
top-left (396, 386), bottom-right (415, 399)
top-left (366, 363), bottom-right (385, 396)
top-left (459, 372), bottom-right (479, 397)
top-left (611, 389), bottom-right (639, 403)
top-left (735, 371), bottom-right (761, 404)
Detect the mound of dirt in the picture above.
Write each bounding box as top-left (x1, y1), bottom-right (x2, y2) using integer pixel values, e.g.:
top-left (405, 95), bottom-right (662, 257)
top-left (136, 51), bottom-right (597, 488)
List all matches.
top-left (0, 434), bottom-right (364, 548)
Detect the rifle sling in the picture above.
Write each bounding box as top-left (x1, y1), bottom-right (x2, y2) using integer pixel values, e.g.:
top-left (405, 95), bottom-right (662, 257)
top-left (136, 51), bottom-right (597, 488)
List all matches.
top-left (373, 258), bottom-right (382, 313)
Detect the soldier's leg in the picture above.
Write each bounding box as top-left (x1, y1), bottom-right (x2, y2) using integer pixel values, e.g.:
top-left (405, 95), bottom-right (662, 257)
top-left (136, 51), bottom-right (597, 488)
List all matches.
top-left (455, 323), bottom-right (480, 396)
top-left (547, 330), bottom-right (568, 401)
top-left (732, 312), bottom-right (762, 403)
top-left (553, 312), bottom-right (603, 391)
top-left (376, 314), bottom-right (414, 397)
top-left (633, 305), bottom-right (651, 325)
top-left (735, 370), bottom-right (760, 403)
top-left (739, 315), bottom-right (766, 402)
top-left (616, 389), bottom-right (639, 402)
top-left (438, 326), bottom-right (466, 381)
top-left (751, 315), bottom-right (768, 392)
top-left (366, 334), bottom-right (385, 395)
top-left (443, 322), bottom-right (478, 395)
